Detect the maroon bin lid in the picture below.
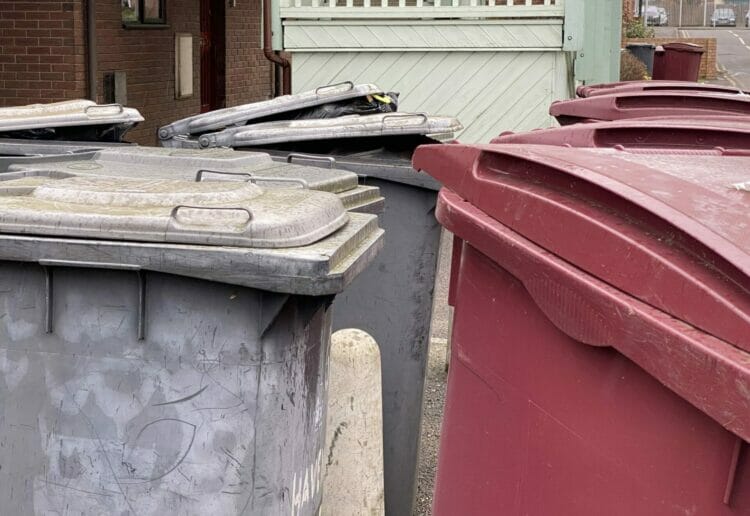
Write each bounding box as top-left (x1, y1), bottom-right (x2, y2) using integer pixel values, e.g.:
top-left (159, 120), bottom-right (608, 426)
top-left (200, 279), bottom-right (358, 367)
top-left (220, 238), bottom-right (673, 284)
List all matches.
top-left (577, 80), bottom-right (748, 98)
top-left (491, 116), bottom-right (750, 150)
top-left (550, 91), bottom-right (750, 125)
top-left (414, 143), bottom-right (750, 355)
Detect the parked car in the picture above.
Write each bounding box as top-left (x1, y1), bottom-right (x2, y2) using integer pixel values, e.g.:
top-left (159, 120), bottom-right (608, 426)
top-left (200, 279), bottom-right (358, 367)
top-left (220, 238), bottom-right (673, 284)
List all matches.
top-left (711, 7), bottom-right (736, 27)
top-left (644, 6), bottom-right (668, 26)
top-left (657, 7), bottom-right (668, 26)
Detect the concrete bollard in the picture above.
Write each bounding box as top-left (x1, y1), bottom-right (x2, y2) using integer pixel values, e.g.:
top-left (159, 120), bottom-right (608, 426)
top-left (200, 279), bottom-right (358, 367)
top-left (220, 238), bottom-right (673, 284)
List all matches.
top-left (322, 329), bottom-right (385, 516)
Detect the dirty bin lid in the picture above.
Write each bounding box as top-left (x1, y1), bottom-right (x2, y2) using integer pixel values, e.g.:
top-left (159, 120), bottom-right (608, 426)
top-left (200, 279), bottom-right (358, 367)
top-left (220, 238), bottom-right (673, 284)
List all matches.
top-left (0, 100), bottom-right (144, 132)
top-left (0, 144), bottom-right (384, 214)
top-left (158, 82), bottom-right (385, 140)
top-left (413, 143), bottom-right (750, 355)
top-left (550, 91), bottom-right (750, 125)
top-left (196, 113), bottom-right (463, 148)
top-left (0, 175), bottom-right (348, 248)
top-left (491, 116), bottom-right (750, 149)
top-left (576, 80), bottom-right (748, 98)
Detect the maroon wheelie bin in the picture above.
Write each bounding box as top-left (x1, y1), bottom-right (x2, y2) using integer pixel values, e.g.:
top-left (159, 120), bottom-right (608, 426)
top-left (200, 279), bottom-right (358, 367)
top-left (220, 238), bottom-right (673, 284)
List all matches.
top-left (653, 43), bottom-right (704, 81)
top-left (577, 80), bottom-right (748, 98)
top-left (492, 116), bottom-right (750, 149)
top-left (550, 91), bottom-right (750, 125)
top-left (413, 142), bottom-right (750, 516)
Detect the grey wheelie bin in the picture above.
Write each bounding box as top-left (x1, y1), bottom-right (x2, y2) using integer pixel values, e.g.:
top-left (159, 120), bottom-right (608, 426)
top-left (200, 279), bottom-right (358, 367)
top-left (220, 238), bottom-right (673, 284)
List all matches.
top-left (0, 100), bottom-right (143, 142)
top-left (185, 112), bottom-right (463, 516)
top-left (0, 174), bottom-right (382, 515)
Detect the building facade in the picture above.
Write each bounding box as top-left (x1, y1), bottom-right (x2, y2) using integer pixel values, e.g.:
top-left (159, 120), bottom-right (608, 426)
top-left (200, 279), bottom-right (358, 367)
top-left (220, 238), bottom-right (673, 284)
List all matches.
top-left (0, 1), bottom-right (274, 144)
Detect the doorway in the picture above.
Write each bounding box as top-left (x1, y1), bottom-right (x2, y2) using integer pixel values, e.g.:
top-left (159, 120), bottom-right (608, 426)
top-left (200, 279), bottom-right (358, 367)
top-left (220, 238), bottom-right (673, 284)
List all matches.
top-left (200, 0), bottom-right (226, 112)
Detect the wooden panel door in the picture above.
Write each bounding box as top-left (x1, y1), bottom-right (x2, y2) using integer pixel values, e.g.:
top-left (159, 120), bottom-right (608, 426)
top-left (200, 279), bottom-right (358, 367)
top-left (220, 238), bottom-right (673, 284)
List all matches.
top-left (200, 0), bottom-right (226, 112)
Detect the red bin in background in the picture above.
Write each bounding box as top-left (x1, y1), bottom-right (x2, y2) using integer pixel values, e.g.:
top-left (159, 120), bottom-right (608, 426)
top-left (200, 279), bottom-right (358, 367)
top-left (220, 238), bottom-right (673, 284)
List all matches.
top-left (413, 143), bottom-right (750, 516)
top-left (653, 43), bottom-right (704, 81)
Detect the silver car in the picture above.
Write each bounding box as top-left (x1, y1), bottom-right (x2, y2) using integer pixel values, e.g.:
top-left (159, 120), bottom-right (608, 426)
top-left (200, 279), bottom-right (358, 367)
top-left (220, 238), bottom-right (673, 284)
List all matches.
top-left (711, 7), bottom-right (736, 27)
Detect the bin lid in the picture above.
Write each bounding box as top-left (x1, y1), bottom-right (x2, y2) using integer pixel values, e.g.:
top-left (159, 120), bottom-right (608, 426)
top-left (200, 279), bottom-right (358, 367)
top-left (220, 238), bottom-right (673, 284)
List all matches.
top-left (196, 113), bottom-right (463, 148)
top-left (663, 42), bottom-right (704, 53)
top-left (492, 116), bottom-right (750, 149)
top-left (158, 82), bottom-right (385, 140)
top-left (550, 91), bottom-right (750, 125)
top-left (0, 100), bottom-right (144, 132)
top-left (413, 143), bottom-right (750, 353)
top-left (0, 144), bottom-right (383, 212)
top-left (577, 80), bottom-right (748, 98)
top-left (0, 175), bottom-right (348, 248)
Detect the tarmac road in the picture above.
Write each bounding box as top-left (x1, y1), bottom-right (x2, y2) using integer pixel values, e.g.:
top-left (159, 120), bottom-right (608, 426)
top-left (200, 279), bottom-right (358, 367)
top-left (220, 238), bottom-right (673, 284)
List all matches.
top-left (678, 27), bottom-right (750, 89)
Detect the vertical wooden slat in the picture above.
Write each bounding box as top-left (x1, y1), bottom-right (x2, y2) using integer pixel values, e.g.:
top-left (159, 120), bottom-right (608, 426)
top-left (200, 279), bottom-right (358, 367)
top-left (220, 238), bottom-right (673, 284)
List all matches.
top-left (399, 0), bottom-right (406, 7)
top-left (311, 0), bottom-right (319, 7)
top-left (364, 0), bottom-right (371, 7)
top-left (416, 0), bottom-right (423, 7)
top-left (347, 0), bottom-right (353, 7)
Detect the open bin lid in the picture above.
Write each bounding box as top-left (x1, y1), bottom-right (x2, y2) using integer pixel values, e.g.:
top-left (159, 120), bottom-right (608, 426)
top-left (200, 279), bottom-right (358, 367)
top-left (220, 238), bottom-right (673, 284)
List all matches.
top-left (577, 80), bottom-right (749, 98)
top-left (413, 143), bottom-right (750, 354)
top-left (0, 175), bottom-right (349, 248)
top-left (491, 116), bottom-right (750, 149)
top-left (158, 82), bottom-right (385, 141)
top-left (196, 113), bottom-right (463, 148)
top-left (550, 91), bottom-right (750, 125)
top-left (0, 100), bottom-right (144, 140)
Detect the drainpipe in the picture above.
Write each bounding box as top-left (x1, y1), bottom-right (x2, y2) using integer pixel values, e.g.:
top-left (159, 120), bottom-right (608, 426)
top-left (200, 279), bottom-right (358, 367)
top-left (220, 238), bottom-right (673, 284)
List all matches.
top-left (87, 0), bottom-right (97, 101)
top-left (262, 0), bottom-right (291, 95)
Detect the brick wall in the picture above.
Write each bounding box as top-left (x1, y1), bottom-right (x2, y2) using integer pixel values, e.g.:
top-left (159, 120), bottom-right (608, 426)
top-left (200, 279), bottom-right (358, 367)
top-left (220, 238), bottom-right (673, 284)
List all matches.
top-left (1, 1), bottom-right (274, 145)
top-left (623, 37), bottom-right (717, 79)
top-left (95, 0), bottom-right (202, 145)
top-left (0, 1), bottom-right (87, 106)
top-left (225, 0), bottom-right (273, 107)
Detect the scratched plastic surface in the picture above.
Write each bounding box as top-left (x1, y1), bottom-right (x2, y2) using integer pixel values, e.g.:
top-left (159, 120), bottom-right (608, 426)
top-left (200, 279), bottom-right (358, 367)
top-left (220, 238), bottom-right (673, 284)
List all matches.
top-left (0, 99), bottom-right (144, 131)
top-left (414, 141), bottom-right (750, 514)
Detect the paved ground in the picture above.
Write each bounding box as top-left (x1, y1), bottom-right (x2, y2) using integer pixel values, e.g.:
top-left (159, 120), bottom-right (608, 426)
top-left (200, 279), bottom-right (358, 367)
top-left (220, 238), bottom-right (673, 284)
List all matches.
top-left (414, 231), bottom-right (452, 516)
top-left (680, 27), bottom-right (750, 89)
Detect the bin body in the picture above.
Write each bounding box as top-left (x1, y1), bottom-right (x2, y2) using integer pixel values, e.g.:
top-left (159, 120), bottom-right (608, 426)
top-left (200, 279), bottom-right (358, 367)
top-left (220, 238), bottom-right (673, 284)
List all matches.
top-left (0, 267), bottom-right (330, 515)
top-left (0, 174), bottom-right (383, 515)
top-left (413, 143), bottom-right (750, 516)
top-left (250, 144), bottom-right (442, 516)
top-left (625, 43), bottom-right (655, 74)
top-left (653, 43), bottom-right (704, 81)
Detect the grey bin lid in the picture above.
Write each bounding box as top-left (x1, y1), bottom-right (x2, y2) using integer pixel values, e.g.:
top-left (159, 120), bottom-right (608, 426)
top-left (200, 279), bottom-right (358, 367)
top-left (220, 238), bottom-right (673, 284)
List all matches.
top-left (0, 100), bottom-right (144, 131)
top-left (197, 113), bottom-right (464, 148)
top-left (158, 82), bottom-right (385, 140)
top-left (0, 176), bottom-right (349, 248)
top-left (0, 145), bottom-right (384, 213)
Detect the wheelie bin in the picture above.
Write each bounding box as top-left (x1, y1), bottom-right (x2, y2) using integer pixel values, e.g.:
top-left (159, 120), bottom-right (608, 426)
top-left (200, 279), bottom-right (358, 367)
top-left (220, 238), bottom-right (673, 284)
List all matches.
top-left (625, 43), bottom-right (656, 75)
top-left (184, 112), bottom-right (463, 516)
top-left (0, 172), bottom-right (383, 515)
top-left (0, 100), bottom-right (143, 142)
top-left (413, 142), bottom-right (750, 516)
top-left (550, 90), bottom-right (750, 125)
top-left (653, 42), bottom-right (704, 81)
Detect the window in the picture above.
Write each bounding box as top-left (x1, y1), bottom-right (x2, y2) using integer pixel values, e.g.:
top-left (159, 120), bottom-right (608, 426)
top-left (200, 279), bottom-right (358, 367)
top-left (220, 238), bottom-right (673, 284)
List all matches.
top-left (122, 0), bottom-right (166, 26)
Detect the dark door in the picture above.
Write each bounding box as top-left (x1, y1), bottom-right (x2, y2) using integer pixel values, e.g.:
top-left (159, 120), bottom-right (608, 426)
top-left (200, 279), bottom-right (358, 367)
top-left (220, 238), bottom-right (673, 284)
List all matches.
top-left (200, 0), bottom-right (226, 112)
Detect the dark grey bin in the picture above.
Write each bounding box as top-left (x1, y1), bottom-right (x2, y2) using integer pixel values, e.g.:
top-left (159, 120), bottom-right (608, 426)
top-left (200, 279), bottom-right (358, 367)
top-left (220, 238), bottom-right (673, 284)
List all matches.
top-left (232, 136), bottom-right (446, 516)
top-left (0, 174), bottom-right (383, 515)
top-left (626, 43), bottom-right (656, 75)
